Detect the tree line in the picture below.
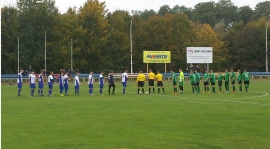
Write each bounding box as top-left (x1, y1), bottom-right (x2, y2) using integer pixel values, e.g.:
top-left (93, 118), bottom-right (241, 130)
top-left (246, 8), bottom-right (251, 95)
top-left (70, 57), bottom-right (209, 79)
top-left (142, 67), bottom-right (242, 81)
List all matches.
top-left (1, 0), bottom-right (270, 74)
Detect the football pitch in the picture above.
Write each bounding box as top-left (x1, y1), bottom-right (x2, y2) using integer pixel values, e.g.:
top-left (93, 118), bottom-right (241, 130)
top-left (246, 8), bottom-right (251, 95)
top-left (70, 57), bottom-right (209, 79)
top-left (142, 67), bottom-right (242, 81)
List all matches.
top-left (1, 81), bottom-right (270, 149)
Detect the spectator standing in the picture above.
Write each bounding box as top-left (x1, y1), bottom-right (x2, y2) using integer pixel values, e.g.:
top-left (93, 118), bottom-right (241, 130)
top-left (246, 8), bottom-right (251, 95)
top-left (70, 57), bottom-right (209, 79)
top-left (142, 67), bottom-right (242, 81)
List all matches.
top-left (28, 66), bottom-right (32, 75)
top-left (196, 65), bottom-right (201, 73)
top-left (186, 66), bottom-right (189, 73)
top-left (191, 65), bottom-right (194, 71)
top-left (71, 69), bottom-right (74, 77)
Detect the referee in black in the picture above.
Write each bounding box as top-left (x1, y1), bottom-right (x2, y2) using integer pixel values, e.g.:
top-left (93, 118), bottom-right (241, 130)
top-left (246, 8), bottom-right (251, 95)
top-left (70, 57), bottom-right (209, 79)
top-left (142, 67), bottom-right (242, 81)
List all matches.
top-left (108, 70), bottom-right (115, 95)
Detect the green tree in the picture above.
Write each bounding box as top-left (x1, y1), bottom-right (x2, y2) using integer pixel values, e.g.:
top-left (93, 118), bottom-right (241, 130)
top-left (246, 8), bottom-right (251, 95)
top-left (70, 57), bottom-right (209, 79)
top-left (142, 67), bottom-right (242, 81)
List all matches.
top-left (56, 7), bottom-right (87, 71)
top-left (158, 5), bottom-right (173, 16)
top-left (214, 19), bottom-right (227, 39)
top-left (238, 6), bottom-right (254, 25)
top-left (1, 6), bottom-right (19, 73)
top-left (16, 0), bottom-right (61, 72)
top-left (172, 5), bottom-right (193, 19)
top-left (224, 18), bottom-right (268, 71)
top-left (192, 2), bottom-right (217, 27)
top-left (106, 10), bottom-right (130, 72)
top-left (253, 1), bottom-right (270, 20)
top-left (78, 0), bottom-right (108, 73)
top-left (140, 9), bottom-right (156, 20)
top-left (215, 0), bottom-right (239, 28)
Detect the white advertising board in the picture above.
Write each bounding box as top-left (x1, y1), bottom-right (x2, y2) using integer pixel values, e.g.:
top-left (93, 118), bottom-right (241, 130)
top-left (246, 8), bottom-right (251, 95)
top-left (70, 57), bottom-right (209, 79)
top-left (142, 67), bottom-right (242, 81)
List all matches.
top-left (186, 47), bottom-right (213, 63)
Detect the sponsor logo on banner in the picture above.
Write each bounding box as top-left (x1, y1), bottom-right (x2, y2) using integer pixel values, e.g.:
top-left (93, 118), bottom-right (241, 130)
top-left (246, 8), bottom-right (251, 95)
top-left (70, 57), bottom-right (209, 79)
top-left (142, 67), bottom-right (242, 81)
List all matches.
top-left (186, 47), bottom-right (213, 63)
top-left (143, 51), bottom-right (171, 63)
top-left (146, 54), bottom-right (168, 59)
top-left (187, 49), bottom-right (193, 55)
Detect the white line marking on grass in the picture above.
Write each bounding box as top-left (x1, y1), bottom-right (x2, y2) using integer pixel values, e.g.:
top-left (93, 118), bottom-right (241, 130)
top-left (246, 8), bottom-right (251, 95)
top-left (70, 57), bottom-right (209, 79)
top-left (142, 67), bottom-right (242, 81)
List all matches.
top-left (56, 87), bottom-right (270, 106)
top-left (125, 90), bottom-right (270, 106)
top-left (185, 93), bottom-right (270, 106)
top-left (234, 92), bottom-right (268, 99)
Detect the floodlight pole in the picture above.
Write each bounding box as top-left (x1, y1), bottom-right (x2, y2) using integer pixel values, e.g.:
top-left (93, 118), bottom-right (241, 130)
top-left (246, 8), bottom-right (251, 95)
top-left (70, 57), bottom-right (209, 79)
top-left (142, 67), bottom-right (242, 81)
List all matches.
top-left (71, 38), bottom-right (73, 70)
top-left (130, 10), bottom-right (141, 74)
top-left (45, 31), bottom-right (47, 74)
top-left (130, 15), bottom-right (134, 74)
top-left (266, 20), bottom-right (269, 72)
top-left (18, 37), bottom-right (19, 73)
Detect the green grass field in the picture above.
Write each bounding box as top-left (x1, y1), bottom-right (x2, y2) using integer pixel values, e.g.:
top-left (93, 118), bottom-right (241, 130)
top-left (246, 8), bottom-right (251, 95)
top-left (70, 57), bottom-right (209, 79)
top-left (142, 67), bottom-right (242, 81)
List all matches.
top-left (1, 81), bottom-right (270, 149)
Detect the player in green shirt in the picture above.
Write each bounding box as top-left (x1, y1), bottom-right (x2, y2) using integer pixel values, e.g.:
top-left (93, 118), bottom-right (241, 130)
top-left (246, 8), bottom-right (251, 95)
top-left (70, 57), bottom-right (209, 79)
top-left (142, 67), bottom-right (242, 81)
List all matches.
top-left (179, 68), bottom-right (184, 94)
top-left (237, 69), bottom-right (243, 92)
top-left (170, 70), bottom-right (178, 94)
top-left (217, 71), bottom-right (223, 93)
top-left (230, 69), bottom-right (236, 92)
top-left (210, 69), bottom-right (216, 93)
top-left (203, 70), bottom-right (210, 93)
top-left (242, 68), bottom-right (250, 92)
top-left (189, 70), bottom-right (196, 93)
top-left (224, 69), bottom-right (230, 93)
top-left (195, 70), bottom-right (200, 93)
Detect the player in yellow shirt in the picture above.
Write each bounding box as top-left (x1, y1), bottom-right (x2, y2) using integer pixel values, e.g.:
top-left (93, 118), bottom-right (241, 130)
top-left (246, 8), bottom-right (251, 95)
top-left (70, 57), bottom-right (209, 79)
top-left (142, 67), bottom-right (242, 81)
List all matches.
top-left (148, 69), bottom-right (155, 95)
top-left (136, 71), bottom-right (146, 94)
top-left (155, 70), bottom-right (165, 94)
top-left (179, 68), bottom-right (184, 94)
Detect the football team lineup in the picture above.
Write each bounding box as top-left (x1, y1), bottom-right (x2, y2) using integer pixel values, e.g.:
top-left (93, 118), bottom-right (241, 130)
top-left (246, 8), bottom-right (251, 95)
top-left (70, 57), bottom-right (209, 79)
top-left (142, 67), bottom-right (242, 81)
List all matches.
top-left (17, 67), bottom-right (252, 97)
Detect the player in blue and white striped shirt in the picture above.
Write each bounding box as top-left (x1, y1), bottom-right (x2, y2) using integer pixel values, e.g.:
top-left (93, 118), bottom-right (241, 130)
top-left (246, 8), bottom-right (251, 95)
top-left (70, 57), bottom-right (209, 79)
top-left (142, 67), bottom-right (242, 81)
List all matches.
top-left (48, 71), bottom-right (54, 96)
top-left (99, 71), bottom-right (104, 95)
top-left (59, 72), bottom-right (64, 96)
top-left (17, 69), bottom-right (24, 96)
top-left (63, 72), bottom-right (69, 96)
top-left (88, 71), bottom-right (94, 96)
top-left (122, 70), bottom-right (128, 95)
top-left (74, 72), bottom-right (80, 96)
top-left (29, 71), bottom-right (36, 96)
top-left (38, 69), bottom-right (44, 96)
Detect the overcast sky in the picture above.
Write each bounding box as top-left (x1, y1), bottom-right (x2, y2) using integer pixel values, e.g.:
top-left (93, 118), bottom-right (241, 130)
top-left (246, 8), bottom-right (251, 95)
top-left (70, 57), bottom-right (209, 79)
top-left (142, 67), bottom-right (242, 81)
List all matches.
top-left (1, 0), bottom-right (267, 13)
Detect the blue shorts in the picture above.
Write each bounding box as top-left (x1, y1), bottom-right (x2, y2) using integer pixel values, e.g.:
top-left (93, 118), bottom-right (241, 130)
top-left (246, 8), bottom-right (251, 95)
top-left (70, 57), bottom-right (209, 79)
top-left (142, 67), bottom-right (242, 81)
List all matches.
top-left (64, 84), bottom-right (69, 89)
top-left (18, 83), bottom-right (22, 88)
top-left (48, 83), bottom-right (53, 89)
top-left (30, 83), bottom-right (35, 89)
top-left (89, 84), bottom-right (93, 88)
top-left (75, 85), bottom-right (79, 90)
top-left (39, 82), bottom-right (44, 88)
top-left (99, 84), bottom-right (104, 88)
top-left (59, 84), bottom-right (64, 90)
top-left (122, 82), bottom-right (127, 87)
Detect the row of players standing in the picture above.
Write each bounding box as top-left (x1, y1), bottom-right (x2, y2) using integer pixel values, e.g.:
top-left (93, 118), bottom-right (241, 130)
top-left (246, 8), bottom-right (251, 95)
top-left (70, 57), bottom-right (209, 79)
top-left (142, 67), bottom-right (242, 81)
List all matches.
top-left (17, 68), bottom-right (250, 96)
top-left (134, 68), bottom-right (250, 95)
top-left (17, 69), bottom-right (129, 96)
top-left (17, 69), bottom-right (71, 96)
top-left (183, 68), bottom-right (250, 94)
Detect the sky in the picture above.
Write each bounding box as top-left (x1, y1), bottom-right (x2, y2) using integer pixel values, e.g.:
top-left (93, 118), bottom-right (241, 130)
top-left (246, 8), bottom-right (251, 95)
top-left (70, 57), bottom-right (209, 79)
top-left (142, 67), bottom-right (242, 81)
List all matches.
top-left (0, 0), bottom-right (267, 14)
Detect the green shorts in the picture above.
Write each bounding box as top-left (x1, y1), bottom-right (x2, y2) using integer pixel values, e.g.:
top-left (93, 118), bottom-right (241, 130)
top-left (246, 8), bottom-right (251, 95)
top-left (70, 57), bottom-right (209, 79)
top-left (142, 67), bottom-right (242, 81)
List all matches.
top-left (179, 81), bottom-right (183, 86)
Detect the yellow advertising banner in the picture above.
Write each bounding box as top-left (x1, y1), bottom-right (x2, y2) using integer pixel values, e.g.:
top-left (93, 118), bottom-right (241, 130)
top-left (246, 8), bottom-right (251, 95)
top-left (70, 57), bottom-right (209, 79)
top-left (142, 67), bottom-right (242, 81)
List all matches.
top-left (143, 51), bottom-right (171, 63)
